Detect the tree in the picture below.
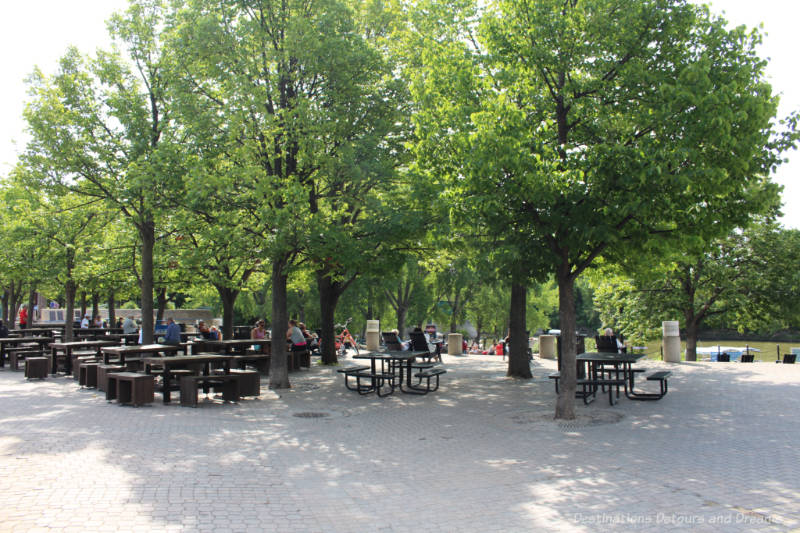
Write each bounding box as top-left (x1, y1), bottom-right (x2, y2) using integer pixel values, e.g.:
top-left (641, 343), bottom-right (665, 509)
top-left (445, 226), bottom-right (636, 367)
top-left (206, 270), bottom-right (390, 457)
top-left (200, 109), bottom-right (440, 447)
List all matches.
top-left (593, 223), bottom-right (800, 359)
top-left (22, 1), bottom-right (185, 343)
top-left (407, 0), bottom-right (793, 418)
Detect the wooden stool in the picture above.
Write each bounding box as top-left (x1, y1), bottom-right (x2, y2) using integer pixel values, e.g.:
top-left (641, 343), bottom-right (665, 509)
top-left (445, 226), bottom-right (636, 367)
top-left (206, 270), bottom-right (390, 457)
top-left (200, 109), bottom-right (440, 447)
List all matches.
top-left (8, 348), bottom-right (43, 371)
top-left (79, 362), bottom-right (100, 388)
top-left (106, 373), bottom-right (155, 406)
top-left (180, 375), bottom-right (240, 407)
top-left (214, 369), bottom-right (260, 397)
top-left (25, 357), bottom-right (49, 379)
top-left (97, 365), bottom-right (126, 392)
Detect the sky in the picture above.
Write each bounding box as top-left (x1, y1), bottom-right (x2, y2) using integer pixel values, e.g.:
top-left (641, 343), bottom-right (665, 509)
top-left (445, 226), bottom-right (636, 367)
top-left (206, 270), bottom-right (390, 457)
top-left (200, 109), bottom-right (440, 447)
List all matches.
top-left (1, 0), bottom-right (799, 227)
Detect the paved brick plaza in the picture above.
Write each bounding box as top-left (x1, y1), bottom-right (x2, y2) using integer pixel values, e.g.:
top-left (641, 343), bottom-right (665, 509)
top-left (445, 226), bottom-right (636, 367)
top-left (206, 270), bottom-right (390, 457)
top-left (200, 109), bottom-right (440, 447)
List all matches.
top-left (1, 353), bottom-right (798, 532)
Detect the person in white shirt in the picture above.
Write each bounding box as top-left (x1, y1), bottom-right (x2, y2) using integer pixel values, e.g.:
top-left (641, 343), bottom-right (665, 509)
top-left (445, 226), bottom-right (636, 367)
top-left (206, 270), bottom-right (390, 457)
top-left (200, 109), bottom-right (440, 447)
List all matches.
top-left (80, 315), bottom-right (90, 328)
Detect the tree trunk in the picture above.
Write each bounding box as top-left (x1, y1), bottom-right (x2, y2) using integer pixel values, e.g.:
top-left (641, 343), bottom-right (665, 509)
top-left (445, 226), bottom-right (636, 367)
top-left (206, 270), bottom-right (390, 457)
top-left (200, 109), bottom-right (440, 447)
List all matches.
top-left (27, 287), bottom-right (36, 327)
top-left (396, 305), bottom-right (408, 337)
top-left (140, 220), bottom-right (156, 344)
top-left (107, 290), bottom-right (116, 328)
top-left (684, 319), bottom-right (698, 361)
top-left (554, 264), bottom-right (577, 420)
top-left (449, 291), bottom-right (460, 333)
top-left (268, 258), bottom-right (290, 389)
top-left (64, 279), bottom-right (76, 342)
top-left (216, 285), bottom-right (238, 340)
top-left (317, 270), bottom-right (342, 366)
top-left (507, 282), bottom-right (532, 378)
top-left (79, 291), bottom-right (87, 321)
top-left (8, 280), bottom-right (23, 328)
top-left (1, 288), bottom-right (8, 323)
top-left (156, 287), bottom-right (167, 323)
top-left (91, 292), bottom-right (100, 322)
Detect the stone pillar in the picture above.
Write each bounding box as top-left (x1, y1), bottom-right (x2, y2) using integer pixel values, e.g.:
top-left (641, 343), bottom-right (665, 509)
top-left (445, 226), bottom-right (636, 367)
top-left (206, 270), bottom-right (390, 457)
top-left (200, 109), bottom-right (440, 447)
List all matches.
top-left (447, 333), bottom-right (463, 355)
top-left (365, 320), bottom-right (380, 351)
top-left (539, 335), bottom-right (556, 359)
top-left (662, 321), bottom-right (681, 363)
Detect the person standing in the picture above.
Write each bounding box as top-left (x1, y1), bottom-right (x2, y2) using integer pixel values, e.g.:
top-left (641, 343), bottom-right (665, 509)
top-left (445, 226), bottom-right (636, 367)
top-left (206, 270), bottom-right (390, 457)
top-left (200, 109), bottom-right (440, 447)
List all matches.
top-left (18, 305), bottom-right (28, 330)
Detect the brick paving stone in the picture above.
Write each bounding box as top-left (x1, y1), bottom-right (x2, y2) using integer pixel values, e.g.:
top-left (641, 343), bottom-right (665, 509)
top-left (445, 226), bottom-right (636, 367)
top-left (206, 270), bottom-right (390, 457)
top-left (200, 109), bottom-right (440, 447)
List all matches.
top-left (1, 354), bottom-right (799, 531)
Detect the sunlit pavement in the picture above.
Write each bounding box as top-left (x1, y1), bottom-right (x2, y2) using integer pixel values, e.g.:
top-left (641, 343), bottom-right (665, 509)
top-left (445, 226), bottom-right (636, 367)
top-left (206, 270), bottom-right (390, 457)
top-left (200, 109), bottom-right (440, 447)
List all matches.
top-left (1, 353), bottom-right (798, 532)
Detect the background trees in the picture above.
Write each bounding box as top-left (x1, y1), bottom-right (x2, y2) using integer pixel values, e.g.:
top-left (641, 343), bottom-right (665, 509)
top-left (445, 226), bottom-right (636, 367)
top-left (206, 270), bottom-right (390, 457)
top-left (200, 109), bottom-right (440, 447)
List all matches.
top-left (2, 0), bottom-right (797, 408)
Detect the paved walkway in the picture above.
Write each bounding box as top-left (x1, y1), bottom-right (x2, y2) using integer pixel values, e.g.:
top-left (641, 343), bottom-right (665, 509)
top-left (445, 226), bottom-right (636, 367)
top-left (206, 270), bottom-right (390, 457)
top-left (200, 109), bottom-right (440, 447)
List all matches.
top-left (1, 353), bottom-right (798, 532)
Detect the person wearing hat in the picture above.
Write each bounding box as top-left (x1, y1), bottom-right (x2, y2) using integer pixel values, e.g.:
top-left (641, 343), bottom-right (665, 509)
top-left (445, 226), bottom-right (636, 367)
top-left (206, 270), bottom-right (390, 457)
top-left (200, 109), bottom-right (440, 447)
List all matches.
top-left (80, 314), bottom-right (90, 329)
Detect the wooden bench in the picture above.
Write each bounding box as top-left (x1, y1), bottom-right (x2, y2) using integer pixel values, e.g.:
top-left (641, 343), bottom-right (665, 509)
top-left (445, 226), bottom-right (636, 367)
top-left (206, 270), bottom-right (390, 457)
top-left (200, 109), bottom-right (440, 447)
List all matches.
top-left (24, 357), bottom-right (50, 379)
top-left (337, 365), bottom-right (371, 392)
top-left (79, 362), bottom-right (101, 388)
top-left (412, 367), bottom-right (447, 394)
top-left (230, 354), bottom-right (270, 374)
top-left (97, 365), bottom-right (126, 392)
top-left (213, 369), bottom-right (260, 397)
top-left (180, 375), bottom-right (240, 407)
top-left (7, 347), bottom-right (43, 371)
top-left (106, 373), bottom-right (155, 406)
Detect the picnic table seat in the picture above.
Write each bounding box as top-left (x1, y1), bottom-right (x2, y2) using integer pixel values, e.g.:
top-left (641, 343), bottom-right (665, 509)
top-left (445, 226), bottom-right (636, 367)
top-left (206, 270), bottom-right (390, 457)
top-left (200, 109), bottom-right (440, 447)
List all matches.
top-left (106, 372), bottom-right (155, 407)
top-left (25, 357), bottom-right (50, 379)
top-left (180, 374), bottom-right (240, 407)
top-left (337, 365), bottom-right (371, 392)
top-left (97, 364), bottom-right (126, 392)
top-left (412, 367), bottom-right (446, 394)
top-left (627, 371), bottom-right (671, 401)
top-left (548, 372), bottom-right (624, 405)
top-left (213, 368), bottom-right (260, 397)
top-left (79, 362), bottom-right (100, 388)
top-left (7, 347), bottom-right (44, 371)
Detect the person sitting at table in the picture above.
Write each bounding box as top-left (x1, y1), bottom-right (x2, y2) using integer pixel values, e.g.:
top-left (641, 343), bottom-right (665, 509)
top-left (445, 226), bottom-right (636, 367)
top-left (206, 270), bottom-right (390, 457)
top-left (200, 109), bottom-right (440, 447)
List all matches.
top-left (197, 320), bottom-right (212, 339)
top-left (0, 319), bottom-right (9, 338)
top-left (80, 314), bottom-right (90, 329)
top-left (209, 325), bottom-right (221, 340)
top-left (389, 329), bottom-right (411, 351)
top-left (251, 319), bottom-right (267, 351)
top-left (298, 322), bottom-right (319, 352)
top-left (122, 316), bottom-right (138, 335)
top-left (287, 319), bottom-right (307, 353)
top-left (92, 315), bottom-right (104, 328)
top-left (599, 327), bottom-right (626, 352)
top-left (161, 317), bottom-right (181, 345)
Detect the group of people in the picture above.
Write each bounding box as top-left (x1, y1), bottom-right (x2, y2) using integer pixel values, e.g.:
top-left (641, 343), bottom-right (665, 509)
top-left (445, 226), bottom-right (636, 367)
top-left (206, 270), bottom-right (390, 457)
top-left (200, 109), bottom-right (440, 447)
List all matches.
top-left (249, 319), bottom-right (319, 353)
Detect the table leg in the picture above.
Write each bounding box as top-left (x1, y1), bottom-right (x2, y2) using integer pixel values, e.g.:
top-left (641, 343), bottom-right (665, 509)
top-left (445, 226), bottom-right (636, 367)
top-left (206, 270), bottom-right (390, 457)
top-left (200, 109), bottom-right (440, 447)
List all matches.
top-left (65, 347), bottom-right (73, 375)
top-left (51, 346), bottom-right (58, 375)
top-left (162, 365), bottom-right (172, 403)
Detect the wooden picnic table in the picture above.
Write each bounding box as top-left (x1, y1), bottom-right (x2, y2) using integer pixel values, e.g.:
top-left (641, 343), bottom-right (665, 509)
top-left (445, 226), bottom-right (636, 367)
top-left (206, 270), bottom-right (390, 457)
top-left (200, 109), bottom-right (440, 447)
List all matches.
top-left (0, 336), bottom-right (54, 368)
top-left (141, 353), bottom-right (234, 403)
top-left (100, 344), bottom-right (181, 366)
top-left (192, 339), bottom-right (255, 355)
top-left (49, 339), bottom-right (120, 375)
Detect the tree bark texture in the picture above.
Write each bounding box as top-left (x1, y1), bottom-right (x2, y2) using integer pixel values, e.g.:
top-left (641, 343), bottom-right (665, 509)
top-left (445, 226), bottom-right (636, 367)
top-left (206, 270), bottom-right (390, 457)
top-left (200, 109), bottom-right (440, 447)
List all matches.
top-left (140, 221), bottom-right (156, 344)
top-left (107, 290), bottom-right (116, 327)
top-left (507, 282), bottom-right (532, 378)
top-left (269, 259), bottom-right (290, 389)
top-left (317, 270), bottom-right (342, 366)
top-left (216, 285), bottom-right (238, 340)
top-left (554, 265), bottom-right (577, 420)
top-left (64, 280), bottom-right (76, 343)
